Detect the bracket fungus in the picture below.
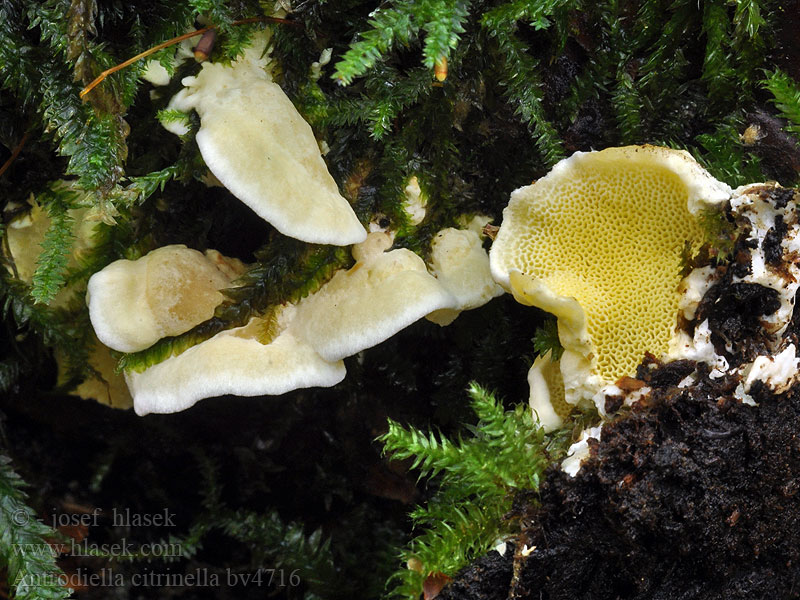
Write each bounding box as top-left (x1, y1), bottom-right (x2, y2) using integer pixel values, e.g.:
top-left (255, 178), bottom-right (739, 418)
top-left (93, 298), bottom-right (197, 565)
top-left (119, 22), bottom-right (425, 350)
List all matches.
top-left (291, 232), bottom-right (457, 361)
top-left (85, 232), bottom-right (467, 414)
top-left (170, 32), bottom-right (366, 246)
top-left (85, 245), bottom-right (348, 415)
top-left (5, 192), bottom-right (102, 305)
top-left (59, 337), bottom-right (134, 410)
top-left (121, 231), bottom-right (460, 414)
top-left (84, 226), bottom-right (501, 414)
top-left (125, 308), bottom-right (346, 416)
top-left (402, 176), bottom-right (428, 227)
top-left (5, 201), bottom-right (60, 283)
top-left (425, 217), bottom-right (504, 326)
top-left (527, 352), bottom-right (570, 432)
top-left (489, 145), bottom-right (732, 427)
top-left (86, 244), bottom-right (244, 353)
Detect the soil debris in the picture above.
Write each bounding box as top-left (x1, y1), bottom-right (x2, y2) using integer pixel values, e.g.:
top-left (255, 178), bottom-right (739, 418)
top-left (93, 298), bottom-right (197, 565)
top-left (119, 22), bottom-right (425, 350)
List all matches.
top-left (440, 360), bottom-right (800, 599)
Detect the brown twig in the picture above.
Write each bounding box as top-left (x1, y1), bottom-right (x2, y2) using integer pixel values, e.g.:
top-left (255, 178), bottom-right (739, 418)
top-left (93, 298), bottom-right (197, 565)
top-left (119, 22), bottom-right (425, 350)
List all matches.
top-left (0, 131), bottom-right (30, 179)
top-left (79, 16), bottom-right (299, 100)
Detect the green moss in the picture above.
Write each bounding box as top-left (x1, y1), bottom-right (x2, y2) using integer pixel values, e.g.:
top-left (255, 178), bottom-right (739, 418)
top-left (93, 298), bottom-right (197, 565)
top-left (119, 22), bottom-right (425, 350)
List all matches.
top-left (380, 384), bottom-right (569, 599)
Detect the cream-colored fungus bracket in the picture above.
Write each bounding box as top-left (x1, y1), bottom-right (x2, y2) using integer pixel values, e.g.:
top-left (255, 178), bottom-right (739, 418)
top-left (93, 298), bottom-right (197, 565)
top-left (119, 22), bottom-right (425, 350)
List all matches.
top-left (86, 245), bottom-right (244, 353)
top-left (88, 233), bottom-right (460, 414)
top-left (126, 307), bottom-right (347, 416)
top-left (490, 145), bottom-right (732, 430)
top-left (291, 232), bottom-right (458, 362)
top-left (169, 31), bottom-right (366, 246)
top-left (425, 217), bottom-right (504, 326)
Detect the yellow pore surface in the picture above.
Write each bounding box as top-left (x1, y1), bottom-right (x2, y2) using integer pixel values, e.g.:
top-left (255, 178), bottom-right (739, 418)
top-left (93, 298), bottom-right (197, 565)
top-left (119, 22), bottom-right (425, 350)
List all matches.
top-left (508, 160), bottom-right (705, 382)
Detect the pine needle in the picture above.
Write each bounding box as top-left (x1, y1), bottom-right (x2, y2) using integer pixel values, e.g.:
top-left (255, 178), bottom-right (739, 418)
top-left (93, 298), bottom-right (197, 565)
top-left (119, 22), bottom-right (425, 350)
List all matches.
top-left (0, 131), bottom-right (30, 179)
top-left (79, 16), bottom-right (298, 100)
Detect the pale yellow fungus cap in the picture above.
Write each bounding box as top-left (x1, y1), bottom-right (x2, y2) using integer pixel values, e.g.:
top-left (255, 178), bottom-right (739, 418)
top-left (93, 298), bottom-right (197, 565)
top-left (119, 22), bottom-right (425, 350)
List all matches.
top-left (126, 306), bottom-right (346, 415)
top-left (174, 32), bottom-right (366, 246)
top-left (57, 337), bottom-right (133, 410)
top-left (425, 219), bottom-right (504, 326)
top-left (5, 201), bottom-right (52, 282)
top-left (87, 244), bottom-right (244, 353)
top-left (142, 36), bottom-right (194, 87)
top-left (6, 197), bottom-right (101, 284)
top-left (351, 230), bottom-right (394, 262)
top-left (5, 192), bottom-right (103, 306)
top-left (159, 89), bottom-right (192, 136)
top-left (490, 145), bottom-right (732, 410)
top-left (291, 232), bottom-right (457, 361)
top-left (402, 176), bottom-right (427, 226)
top-left (142, 60), bottom-right (172, 87)
top-left (528, 353), bottom-right (570, 432)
